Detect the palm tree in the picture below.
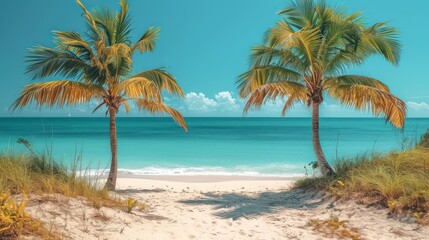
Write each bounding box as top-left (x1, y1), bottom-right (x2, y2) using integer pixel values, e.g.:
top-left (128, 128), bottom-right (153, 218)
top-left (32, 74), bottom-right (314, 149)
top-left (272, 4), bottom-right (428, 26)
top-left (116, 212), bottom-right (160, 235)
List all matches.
top-left (11, 0), bottom-right (187, 190)
top-left (237, 0), bottom-right (406, 176)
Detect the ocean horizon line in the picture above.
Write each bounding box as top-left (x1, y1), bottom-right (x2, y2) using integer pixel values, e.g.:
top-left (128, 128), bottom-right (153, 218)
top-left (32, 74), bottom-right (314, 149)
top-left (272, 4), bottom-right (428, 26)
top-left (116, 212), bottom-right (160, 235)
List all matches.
top-left (1, 116), bottom-right (429, 119)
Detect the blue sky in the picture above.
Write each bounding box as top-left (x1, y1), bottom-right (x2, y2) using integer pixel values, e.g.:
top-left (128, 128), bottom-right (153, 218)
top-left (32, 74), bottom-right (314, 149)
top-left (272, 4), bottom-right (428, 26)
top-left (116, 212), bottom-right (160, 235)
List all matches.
top-left (1, 0), bottom-right (428, 117)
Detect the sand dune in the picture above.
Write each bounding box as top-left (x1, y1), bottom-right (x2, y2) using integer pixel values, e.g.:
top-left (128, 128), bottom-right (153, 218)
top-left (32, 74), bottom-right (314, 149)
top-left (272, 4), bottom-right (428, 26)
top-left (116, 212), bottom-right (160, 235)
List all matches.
top-left (25, 176), bottom-right (428, 239)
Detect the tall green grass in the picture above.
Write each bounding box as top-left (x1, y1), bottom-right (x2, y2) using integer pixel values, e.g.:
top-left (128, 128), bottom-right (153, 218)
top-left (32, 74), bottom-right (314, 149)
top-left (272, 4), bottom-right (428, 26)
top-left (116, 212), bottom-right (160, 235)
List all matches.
top-left (295, 131), bottom-right (429, 223)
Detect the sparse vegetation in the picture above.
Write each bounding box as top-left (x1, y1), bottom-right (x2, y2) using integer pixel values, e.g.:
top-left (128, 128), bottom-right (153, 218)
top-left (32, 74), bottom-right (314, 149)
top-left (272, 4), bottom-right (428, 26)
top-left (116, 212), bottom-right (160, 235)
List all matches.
top-left (0, 151), bottom-right (122, 209)
top-left (307, 215), bottom-right (362, 240)
top-left (0, 191), bottom-right (57, 239)
top-left (126, 197), bottom-right (146, 213)
top-left (0, 139), bottom-right (130, 238)
top-left (295, 131), bottom-right (429, 224)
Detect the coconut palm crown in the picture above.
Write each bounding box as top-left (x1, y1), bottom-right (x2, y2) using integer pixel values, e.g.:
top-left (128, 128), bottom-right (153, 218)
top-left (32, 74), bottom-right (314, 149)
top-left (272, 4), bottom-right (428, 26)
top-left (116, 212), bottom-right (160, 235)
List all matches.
top-left (237, 0), bottom-right (406, 176)
top-left (11, 0), bottom-right (187, 190)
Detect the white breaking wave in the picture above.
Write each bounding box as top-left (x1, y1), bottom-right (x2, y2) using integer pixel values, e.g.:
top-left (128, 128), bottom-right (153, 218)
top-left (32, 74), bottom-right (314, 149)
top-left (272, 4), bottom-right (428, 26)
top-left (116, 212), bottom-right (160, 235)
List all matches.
top-left (81, 164), bottom-right (306, 177)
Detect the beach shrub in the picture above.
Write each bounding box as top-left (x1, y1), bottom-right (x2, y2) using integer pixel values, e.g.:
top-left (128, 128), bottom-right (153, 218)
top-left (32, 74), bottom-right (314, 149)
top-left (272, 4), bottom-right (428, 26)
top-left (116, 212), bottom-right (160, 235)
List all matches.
top-left (126, 197), bottom-right (139, 213)
top-left (295, 130), bottom-right (429, 223)
top-left (307, 215), bottom-right (362, 240)
top-left (0, 191), bottom-right (54, 239)
top-left (126, 197), bottom-right (146, 213)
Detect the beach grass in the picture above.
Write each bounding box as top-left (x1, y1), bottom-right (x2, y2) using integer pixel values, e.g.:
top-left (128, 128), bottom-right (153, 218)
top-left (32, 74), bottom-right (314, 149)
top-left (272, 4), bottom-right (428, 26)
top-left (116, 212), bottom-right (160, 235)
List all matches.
top-left (295, 130), bottom-right (429, 224)
top-left (0, 148), bottom-right (126, 238)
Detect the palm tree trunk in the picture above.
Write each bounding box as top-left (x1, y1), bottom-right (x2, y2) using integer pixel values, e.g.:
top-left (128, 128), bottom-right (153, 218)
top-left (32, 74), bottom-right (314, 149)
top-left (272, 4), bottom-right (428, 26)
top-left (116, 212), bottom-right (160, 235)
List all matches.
top-left (105, 108), bottom-right (118, 191)
top-left (312, 102), bottom-right (335, 176)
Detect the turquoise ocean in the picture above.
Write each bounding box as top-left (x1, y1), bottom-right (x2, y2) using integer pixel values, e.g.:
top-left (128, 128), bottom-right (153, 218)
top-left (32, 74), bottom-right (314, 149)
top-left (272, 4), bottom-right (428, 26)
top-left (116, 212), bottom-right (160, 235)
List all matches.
top-left (0, 117), bottom-right (428, 177)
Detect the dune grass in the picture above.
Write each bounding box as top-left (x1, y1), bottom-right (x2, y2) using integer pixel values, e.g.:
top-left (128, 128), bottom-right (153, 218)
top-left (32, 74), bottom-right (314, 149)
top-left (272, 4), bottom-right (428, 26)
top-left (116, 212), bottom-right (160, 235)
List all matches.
top-left (0, 152), bottom-right (122, 208)
top-left (295, 131), bottom-right (429, 224)
top-left (0, 143), bottom-right (127, 239)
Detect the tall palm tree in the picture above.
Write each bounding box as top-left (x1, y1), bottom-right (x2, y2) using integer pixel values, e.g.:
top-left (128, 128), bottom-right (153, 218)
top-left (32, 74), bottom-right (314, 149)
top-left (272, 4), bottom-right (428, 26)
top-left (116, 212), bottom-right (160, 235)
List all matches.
top-left (237, 0), bottom-right (406, 176)
top-left (11, 0), bottom-right (187, 190)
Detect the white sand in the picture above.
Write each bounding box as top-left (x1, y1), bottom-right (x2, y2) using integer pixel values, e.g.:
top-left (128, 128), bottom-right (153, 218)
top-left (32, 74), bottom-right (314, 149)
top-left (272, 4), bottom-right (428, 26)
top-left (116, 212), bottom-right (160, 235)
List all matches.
top-left (26, 176), bottom-right (428, 240)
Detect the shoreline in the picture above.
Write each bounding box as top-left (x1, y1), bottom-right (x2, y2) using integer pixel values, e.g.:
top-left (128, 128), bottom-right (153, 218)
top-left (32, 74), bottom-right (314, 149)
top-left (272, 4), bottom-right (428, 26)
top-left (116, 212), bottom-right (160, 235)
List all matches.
top-left (112, 174), bottom-right (301, 183)
top-left (112, 176), bottom-right (298, 193)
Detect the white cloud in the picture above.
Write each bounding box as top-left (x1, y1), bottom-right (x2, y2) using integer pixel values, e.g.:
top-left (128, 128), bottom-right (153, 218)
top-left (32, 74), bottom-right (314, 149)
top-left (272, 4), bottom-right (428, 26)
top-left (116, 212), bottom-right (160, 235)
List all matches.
top-left (183, 91), bottom-right (241, 112)
top-left (184, 92), bottom-right (218, 111)
top-left (214, 91), bottom-right (240, 111)
top-left (407, 101), bottom-right (429, 111)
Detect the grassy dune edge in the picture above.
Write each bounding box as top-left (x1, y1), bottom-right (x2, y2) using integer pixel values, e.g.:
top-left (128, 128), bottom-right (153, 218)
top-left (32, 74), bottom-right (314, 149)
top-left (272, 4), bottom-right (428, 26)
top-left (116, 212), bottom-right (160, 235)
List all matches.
top-left (296, 131), bottom-right (429, 225)
top-left (0, 150), bottom-right (134, 239)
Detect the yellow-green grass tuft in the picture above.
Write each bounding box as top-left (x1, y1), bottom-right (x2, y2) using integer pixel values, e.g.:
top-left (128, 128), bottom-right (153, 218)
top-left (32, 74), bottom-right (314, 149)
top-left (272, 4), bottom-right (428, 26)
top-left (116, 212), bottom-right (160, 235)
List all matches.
top-left (0, 152), bottom-right (123, 208)
top-left (295, 130), bottom-right (429, 223)
top-left (0, 151), bottom-right (127, 238)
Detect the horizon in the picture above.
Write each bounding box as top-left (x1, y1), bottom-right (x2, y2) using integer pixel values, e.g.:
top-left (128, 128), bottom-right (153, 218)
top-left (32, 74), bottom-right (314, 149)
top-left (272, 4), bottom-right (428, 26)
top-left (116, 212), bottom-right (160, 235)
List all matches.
top-left (1, 0), bottom-right (429, 118)
top-left (1, 116), bottom-right (429, 119)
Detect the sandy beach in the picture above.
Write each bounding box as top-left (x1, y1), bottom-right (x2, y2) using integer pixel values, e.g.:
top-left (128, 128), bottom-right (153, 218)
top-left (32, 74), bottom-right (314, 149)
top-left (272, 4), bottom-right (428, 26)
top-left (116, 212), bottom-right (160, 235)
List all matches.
top-left (24, 175), bottom-right (428, 240)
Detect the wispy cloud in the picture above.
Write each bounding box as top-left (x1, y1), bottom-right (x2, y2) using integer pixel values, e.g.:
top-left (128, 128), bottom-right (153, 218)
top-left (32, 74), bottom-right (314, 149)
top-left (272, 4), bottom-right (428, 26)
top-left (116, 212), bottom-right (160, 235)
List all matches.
top-left (407, 101), bottom-right (429, 111)
top-left (408, 96), bottom-right (429, 99)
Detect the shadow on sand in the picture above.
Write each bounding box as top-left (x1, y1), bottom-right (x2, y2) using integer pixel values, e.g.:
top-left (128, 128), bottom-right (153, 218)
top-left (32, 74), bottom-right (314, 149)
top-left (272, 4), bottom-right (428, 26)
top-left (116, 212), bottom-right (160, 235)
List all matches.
top-left (115, 188), bottom-right (166, 194)
top-left (179, 189), bottom-right (326, 220)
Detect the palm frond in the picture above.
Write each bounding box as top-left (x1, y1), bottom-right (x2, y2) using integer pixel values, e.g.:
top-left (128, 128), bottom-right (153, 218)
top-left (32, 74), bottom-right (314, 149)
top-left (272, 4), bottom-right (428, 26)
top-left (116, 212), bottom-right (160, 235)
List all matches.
top-left (53, 31), bottom-right (93, 61)
top-left (323, 75), bottom-right (389, 91)
top-left (135, 99), bottom-right (187, 131)
top-left (361, 22), bottom-right (401, 65)
top-left (278, 0), bottom-right (317, 29)
top-left (105, 43), bottom-right (133, 67)
top-left (243, 81), bottom-right (307, 114)
top-left (269, 20), bottom-right (321, 67)
top-left (118, 77), bottom-right (160, 100)
top-left (115, 0), bottom-right (132, 44)
top-left (92, 8), bottom-right (116, 46)
top-left (129, 69), bottom-right (184, 96)
top-left (122, 100), bottom-right (131, 113)
top-left (250, 45), bottom-right (306, 73)
top-left (26, 46), bottom-right (90, 80)
top-left (325, 76), bottom-right (406, 128)
top-left (282, 93), bottom-right (303, 116)
top-left (237, 65), bottom-right (303, 98)
top-left (133, 27), bottom-right (160, 53)
top-left (11, 81), bottom-right (104, 110)
top-left (75, 0), bottom-right (100, 41)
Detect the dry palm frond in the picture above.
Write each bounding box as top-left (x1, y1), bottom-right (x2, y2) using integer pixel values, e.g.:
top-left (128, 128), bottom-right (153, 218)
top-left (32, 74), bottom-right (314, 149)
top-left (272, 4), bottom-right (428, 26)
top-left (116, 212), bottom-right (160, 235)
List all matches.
top-left (324, 76), bottom-right (406, 128)
top-left (238, 65), bottom-right (303, 98)
top-left (11, 81), bottom-right (104, 110)
top-left (130, 69), bottom-right (184, 96)
top-left (117, 77), bottom-right (160, 100)
top-left (135, 99), bottom-right (187, 131)
top-left (243, 81), bottom-right (307, 114)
